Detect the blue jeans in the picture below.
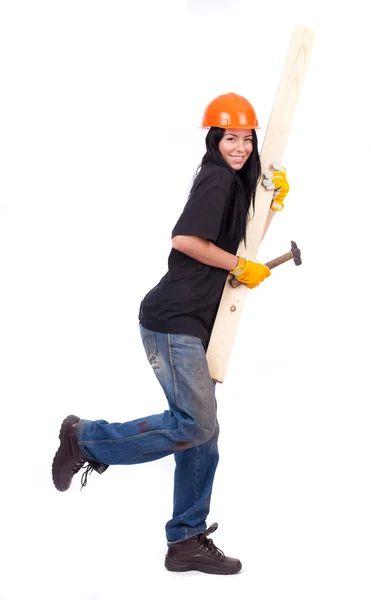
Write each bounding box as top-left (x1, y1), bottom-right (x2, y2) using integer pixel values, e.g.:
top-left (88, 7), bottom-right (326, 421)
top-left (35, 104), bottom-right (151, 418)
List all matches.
top-left (78, 324), bottom-right (220, 545)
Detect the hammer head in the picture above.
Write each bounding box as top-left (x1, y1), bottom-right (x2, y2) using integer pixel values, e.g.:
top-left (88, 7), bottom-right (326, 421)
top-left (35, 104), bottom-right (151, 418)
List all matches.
top-left (291, 240), bottom-right (302, 266)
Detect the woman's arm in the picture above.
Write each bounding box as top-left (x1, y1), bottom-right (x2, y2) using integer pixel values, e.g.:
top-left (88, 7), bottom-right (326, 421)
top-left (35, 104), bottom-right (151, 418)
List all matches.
top-left (172, 235), bottom-right (238, 271)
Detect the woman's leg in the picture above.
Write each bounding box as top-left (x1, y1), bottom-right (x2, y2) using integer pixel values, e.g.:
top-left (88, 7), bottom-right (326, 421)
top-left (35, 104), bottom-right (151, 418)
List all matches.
top-left (77, 326), bottom-right (217, 469)
top-left (166, 413), bottom-right (220, 544)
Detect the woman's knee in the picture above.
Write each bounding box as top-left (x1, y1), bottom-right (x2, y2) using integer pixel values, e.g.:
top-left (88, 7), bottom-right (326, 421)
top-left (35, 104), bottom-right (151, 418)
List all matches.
top-left (188, 407), bottom-right (217, 446)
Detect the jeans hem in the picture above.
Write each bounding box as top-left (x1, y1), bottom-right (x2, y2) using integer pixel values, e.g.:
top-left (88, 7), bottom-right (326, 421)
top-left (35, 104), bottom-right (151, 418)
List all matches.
top-left (77, 419), bottom-right (98, 462)
top-left (166, 525), bottom-right (206, 547)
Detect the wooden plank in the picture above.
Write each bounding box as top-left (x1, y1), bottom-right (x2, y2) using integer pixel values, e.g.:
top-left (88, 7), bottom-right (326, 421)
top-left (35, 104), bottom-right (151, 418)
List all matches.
top-left (206, 26), bottom-right (315, 383)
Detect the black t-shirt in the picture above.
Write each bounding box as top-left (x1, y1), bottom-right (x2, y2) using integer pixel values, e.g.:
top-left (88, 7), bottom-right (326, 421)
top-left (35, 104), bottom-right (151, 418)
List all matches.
top-left (139, 163), bottom-right (241, 349)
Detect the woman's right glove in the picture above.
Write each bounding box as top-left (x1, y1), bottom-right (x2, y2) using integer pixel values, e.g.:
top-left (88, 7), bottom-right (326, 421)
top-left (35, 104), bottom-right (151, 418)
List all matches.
top-left (230, 257), bottom-right (271, 289)
top-left (262, 162), bottom-right (290, 212)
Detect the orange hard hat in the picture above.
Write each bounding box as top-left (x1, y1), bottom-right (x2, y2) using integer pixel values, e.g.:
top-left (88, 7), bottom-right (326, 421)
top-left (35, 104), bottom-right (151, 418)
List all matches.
top-left (201, 92), bottom-right (260, 129)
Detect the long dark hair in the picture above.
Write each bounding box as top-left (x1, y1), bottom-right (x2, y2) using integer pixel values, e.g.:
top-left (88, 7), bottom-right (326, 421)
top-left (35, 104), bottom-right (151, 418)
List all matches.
top-left (192, 127), bottom-right (261, 245)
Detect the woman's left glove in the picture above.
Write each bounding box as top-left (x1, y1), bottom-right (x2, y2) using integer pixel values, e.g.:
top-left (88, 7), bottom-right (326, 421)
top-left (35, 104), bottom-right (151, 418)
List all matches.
top-left (263, 162), bottom-right (290, 211)
top-left (230, 257), bottom-right (271, 289)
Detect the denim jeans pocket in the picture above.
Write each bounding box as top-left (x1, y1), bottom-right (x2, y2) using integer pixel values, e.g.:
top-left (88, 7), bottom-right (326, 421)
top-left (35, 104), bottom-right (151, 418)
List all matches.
top-left (139, 324), bottom-right (159, 368)
top-left (169, 333), bottom-right (207, 373)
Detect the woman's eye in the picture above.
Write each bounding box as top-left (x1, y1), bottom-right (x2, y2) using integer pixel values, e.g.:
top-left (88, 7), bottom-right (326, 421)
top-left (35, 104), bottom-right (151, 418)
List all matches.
top-left (226, 137), bottom-right (253, 143)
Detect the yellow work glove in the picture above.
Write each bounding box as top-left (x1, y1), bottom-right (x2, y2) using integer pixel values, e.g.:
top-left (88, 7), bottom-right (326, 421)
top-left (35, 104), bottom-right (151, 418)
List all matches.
top-left (230, 257), bottom-right (271, 289)
top-left (263, 161), bottom-right (290, 211)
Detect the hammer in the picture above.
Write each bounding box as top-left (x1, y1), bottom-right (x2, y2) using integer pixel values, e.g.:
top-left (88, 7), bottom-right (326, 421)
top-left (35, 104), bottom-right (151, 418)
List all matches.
top-left (229, 240), bottom-right (302, 288)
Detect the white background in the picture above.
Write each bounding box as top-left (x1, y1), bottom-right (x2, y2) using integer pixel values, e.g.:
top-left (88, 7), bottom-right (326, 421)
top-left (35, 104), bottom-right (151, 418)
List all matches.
top-left (1, 1), bottom-right (370, 599)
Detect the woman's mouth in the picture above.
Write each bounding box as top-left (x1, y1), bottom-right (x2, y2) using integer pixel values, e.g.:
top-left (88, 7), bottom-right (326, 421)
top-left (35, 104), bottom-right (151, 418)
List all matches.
top-left (230, 155), bottom-right (245, 162)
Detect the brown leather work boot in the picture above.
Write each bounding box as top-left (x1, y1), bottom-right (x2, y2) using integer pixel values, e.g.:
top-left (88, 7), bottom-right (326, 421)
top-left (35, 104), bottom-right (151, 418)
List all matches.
top-left (165, 523), bottom-right (242, 575)
top-left (52, 414), bottom-right (108, 492)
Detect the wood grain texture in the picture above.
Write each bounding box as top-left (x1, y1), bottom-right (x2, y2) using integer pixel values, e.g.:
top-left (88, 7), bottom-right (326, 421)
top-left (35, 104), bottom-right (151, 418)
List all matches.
top-left (206, 26), bottom-right (315, 383)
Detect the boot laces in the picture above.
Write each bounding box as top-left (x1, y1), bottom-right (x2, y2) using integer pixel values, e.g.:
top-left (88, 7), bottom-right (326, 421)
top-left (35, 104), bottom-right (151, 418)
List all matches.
top-left (199, 534), bottom-right (225, 559)
top-left (70, 459), bottom-right (94, 490)
top-left (71, 457), bottom-right (86, 475)
top-left (80, 463), bottom-right (94, 490)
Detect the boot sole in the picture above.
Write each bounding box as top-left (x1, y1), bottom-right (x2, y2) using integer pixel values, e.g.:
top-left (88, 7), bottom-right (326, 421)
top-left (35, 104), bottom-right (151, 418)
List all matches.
top-left (165, 556), bottom-right (242, 575)
top-left (52, 414), bottom-right (80, 492)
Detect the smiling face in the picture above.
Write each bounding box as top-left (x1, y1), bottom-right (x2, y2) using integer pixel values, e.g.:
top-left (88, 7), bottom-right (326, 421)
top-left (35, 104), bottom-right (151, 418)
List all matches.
top-left (218, 128), bottom-right (254, 170)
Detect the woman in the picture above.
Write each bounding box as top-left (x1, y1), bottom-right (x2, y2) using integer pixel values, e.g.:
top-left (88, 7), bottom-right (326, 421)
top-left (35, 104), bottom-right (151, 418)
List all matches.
top-left (52, 92), bottom-right (290, 575)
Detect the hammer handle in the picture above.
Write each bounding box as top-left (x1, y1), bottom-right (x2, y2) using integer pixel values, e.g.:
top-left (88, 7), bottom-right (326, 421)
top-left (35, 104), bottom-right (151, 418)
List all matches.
top-left (265, 250), bottom-right (294, 270)
top-left (229, 250), bottom-right (293, 288)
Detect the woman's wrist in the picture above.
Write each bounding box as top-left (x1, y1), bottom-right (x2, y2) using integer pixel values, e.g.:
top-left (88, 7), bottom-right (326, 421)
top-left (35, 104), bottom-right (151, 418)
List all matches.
top-left (231, 255), bottom-right (239, 271)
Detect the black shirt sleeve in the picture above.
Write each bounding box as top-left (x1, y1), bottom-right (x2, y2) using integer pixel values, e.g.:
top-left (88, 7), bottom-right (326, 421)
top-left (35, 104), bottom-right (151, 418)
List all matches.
top-left (171, 169), bottom-right (234, 243)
